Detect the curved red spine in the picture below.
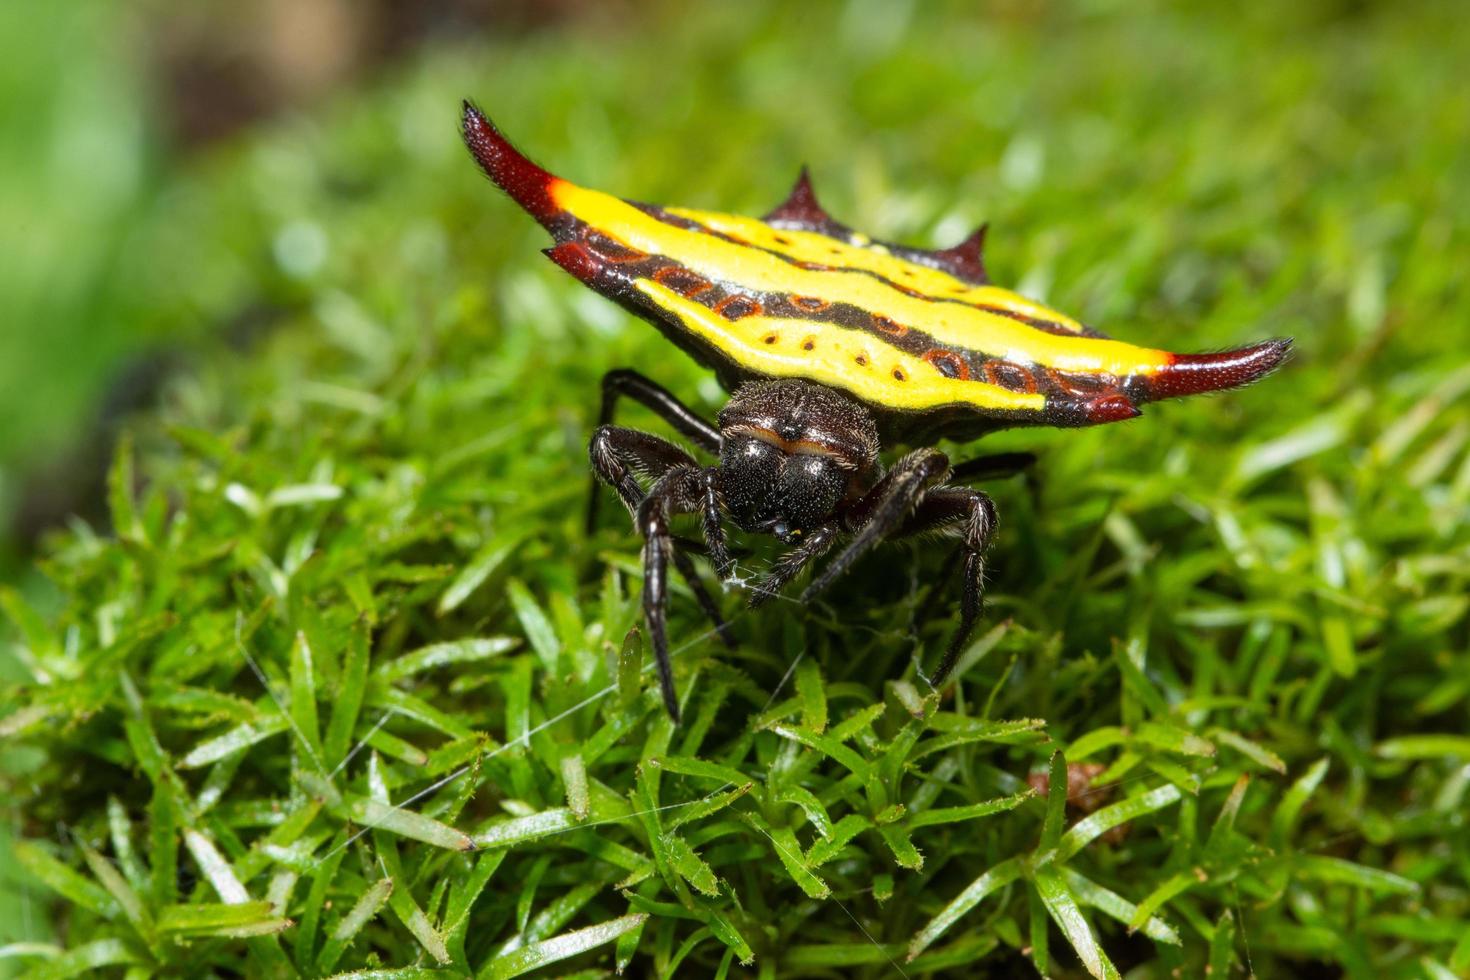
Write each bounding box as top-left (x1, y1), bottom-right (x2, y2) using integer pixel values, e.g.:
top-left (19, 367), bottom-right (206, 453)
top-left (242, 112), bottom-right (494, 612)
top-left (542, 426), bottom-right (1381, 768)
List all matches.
top-left (461, 101), bottom-right (560, 224)
top-left (1148, 339), bottom-right (1294, 401)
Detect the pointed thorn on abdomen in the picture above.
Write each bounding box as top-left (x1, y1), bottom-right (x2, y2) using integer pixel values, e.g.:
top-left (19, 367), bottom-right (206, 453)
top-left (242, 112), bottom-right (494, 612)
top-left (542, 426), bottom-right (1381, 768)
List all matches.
top-left (461, 100), bottom-right (560, 223)
top-left (1147, 338), bottom-right (1294, 401)
top-left (764, 166), bottom-right (832, 228)
top-left (929, 223), bottom-right (990, 284)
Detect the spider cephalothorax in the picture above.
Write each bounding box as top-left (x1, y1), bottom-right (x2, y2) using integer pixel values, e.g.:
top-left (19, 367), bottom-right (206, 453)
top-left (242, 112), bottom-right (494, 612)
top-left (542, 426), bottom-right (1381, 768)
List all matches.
top-left (461, 101), bottom-right (1291, 720)
top-left (717, 379), bottom-right (879, 540)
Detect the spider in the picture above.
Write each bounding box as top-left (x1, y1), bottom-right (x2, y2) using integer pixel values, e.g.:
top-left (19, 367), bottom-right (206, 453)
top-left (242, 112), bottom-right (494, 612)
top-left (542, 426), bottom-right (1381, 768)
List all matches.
top-left (460, 101), bottom-right (1290, 721)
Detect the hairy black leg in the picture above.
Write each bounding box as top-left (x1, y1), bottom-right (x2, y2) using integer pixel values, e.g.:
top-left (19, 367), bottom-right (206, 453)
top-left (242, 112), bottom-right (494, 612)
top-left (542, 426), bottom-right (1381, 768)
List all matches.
top-left (589, 425), bottom-right (699, 516)
top-left (587, 370), bottom-right (719, 533)
top-left (589, 427), bottom-right (732, 648)
top-left (801, 448), bottom-right (951, 602)
top-left (747, 524), bottom-right (840, 608)
top-left (895, 487), bottom-right (998, 687)
top-left (636, 466), bottom-right (708, 721)
top-left (597, 369), bottom-right (721, 450)
top-left (948, 451), bottom-right (1036, 484)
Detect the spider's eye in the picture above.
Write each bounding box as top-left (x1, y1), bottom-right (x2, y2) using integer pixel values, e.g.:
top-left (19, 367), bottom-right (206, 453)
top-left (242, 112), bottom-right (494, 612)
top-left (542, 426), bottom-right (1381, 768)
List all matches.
top-left (720, 435), bottom-right (784, 525)
top-left (778, 454), bottom-right (845, 529)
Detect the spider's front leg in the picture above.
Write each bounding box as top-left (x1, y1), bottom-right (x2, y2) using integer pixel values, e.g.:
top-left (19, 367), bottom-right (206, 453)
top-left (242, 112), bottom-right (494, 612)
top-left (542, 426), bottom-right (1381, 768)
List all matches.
top-left (589, 425), bottom-right (731, 720)
top-left (635, 466), bottom-right (715, 722)
top-left (589, 424), bottom-right (734, 583)
top-left (586, 369), bottom-right (720, 535)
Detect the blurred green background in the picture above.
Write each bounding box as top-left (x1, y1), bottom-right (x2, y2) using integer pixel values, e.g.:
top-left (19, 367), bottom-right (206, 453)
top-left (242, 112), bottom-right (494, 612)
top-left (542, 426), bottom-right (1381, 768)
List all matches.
top-left (1, 0), bottom-right (548, 574)
top-left (2, 0), bottom-right (1467, 972)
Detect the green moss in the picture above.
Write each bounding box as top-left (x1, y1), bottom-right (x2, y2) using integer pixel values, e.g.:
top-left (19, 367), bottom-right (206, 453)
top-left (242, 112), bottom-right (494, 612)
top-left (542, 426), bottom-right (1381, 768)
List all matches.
top-left (3, 2), bottom-right (1469, 976)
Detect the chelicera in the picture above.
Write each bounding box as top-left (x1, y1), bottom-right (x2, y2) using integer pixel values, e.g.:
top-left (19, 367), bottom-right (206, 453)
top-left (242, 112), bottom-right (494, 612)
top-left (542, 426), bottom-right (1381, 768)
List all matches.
top-left (590, 369), bottom-right (1021, 721)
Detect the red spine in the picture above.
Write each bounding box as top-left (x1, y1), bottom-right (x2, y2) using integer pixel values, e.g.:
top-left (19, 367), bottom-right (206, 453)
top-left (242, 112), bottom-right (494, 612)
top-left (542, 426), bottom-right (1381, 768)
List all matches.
top-left (1149, 339), bottom-right (1293, 400)
top-left (461, 101), bottom-right (560, 224)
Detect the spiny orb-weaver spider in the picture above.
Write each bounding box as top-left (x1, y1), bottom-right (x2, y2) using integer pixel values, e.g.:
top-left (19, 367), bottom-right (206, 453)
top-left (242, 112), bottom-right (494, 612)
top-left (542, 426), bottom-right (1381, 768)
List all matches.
top-left (461, 101), bottom-right (1290, 721)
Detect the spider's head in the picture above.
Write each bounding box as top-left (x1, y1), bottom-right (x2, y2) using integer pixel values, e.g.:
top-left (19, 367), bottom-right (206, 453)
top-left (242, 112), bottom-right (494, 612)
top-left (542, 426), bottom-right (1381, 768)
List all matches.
top-left (717, 380), bottom-right (880, 540)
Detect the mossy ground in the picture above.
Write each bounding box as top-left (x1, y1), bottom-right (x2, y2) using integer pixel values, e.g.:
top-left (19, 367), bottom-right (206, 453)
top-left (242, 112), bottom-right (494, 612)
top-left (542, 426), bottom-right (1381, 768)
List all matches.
top-left (3, 2), bottom-right (1469, 977)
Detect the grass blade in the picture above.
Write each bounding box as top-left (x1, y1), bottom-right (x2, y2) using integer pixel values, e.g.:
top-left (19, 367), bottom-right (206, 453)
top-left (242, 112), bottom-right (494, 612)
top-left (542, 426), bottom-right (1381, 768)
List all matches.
top-left (1374, 735), bottom-right (1470, 760)
top-left (507, 579), bottom-right (559, 672)
top-left (183, 829), bottom-right (250, 904)
top-left (1060, 867), bottom-right (1179, 944)
top-left (77, 842), bottom-right (150, 940)
top-left (561, 753), bottom-right (590, 821)
top-left (437, 536), bottom-right (523, 614)
top-left (1293, 855), bottom-right (1420, 896)
top-left (178, 714), bottom-right (291, 769)
top-left (301, 773), bottom-right (474, 851)
top-left (647, 755), bottom-right (751, 787)
top-left (13, 843), bottom-right (118, 920)
top-left (768, 724), bottom-right (871, 779)
top-left (444, 851), bottom-right (506, 968)
top-left (324, 622), bottom-right (371, 769)
top-left (878, 824), bottom-right (924, 870)
top-left (745, 815), bottom-right (829, 899)
top-left (375, 637), bottom-right (518, 683)
top-left (1032, 865), bottom-right (1122, 980)
top-left (908, 790), bottom-right (1032, 830)
top-left (1271, 757), bottom-right (1329, 847)
top-left (157, 901), bottom-right (291, 938)
top-left (1128, 871), bottom-right (1199, 934)
top-left (318, 877), bottom-right (395, 973)
top-left (794, 656), bottom-right (827, 734)
top-left (907, 856), bottom-right (1024, 960)
top-left (1040, 751), bottom-right (1069, 853)
top-left (1057, 784), bottom-right (1183, 861)
top-left (473, 808), bottom-right (579, 849)
top-left (1209, 729), bottom-right (1287, 773)
top-left (8, 938), bottom-right (137, 977)
top-left (290, 631), bottom-right (324, 763)
top-left (479, 913), bottom-right (647, 979)
top-left (662, 832), bottom-right (720, 896)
